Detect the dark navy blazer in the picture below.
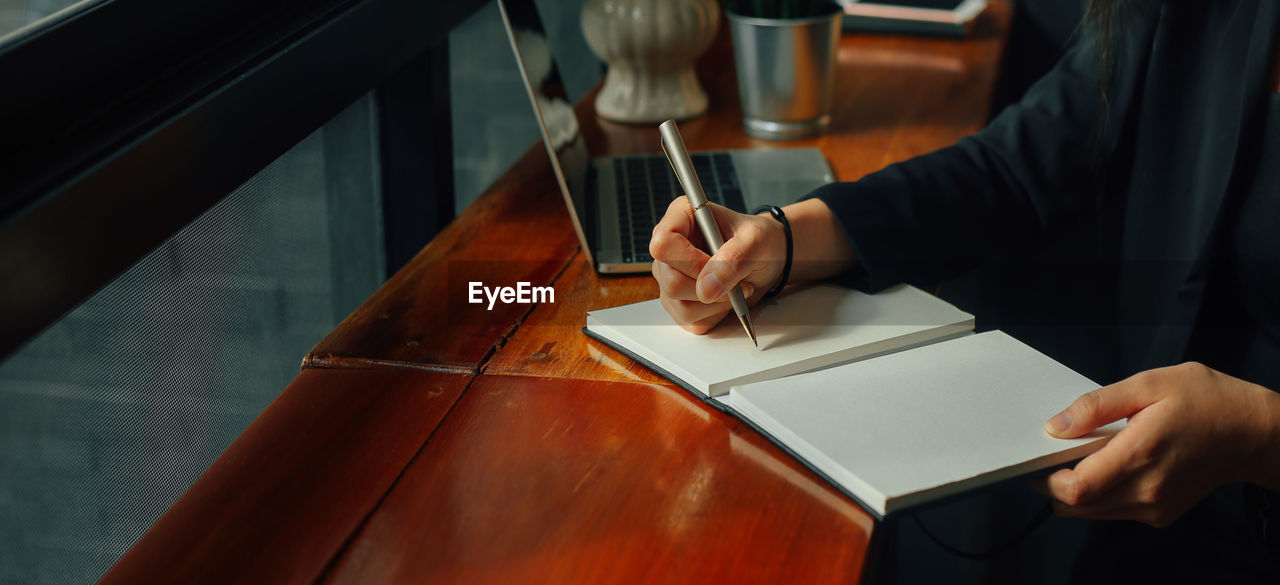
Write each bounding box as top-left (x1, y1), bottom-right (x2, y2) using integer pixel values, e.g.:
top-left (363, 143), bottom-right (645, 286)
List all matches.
top-left (808, 0), bottom-right (1280, 380)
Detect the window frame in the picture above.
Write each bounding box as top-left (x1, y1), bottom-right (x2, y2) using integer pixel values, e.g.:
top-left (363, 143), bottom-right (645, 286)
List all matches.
top-left (0, 0), bottom-right (485, 357)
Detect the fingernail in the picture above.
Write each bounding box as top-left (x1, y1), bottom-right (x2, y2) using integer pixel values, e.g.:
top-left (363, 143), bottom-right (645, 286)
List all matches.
top-left (697, 273), bottom-right (723, 303)
top-left (1045, 410), bottom-right (1071, 435)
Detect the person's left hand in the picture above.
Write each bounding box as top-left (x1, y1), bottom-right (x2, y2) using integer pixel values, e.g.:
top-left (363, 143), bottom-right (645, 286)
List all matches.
top-left (1034, 362), bottom-right (1280, 527)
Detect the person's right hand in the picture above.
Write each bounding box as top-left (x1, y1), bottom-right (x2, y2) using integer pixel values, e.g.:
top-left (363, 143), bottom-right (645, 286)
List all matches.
top-left (648, 197), bottom-right (786, 334)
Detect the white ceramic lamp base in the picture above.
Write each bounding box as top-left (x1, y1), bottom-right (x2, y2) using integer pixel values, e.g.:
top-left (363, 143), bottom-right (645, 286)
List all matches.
top-left (582, 0), bottom-right (720, 125)
top-left (594, 66), bottom-right (707, 123)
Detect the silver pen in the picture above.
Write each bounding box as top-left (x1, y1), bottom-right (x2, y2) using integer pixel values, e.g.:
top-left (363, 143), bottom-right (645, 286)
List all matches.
top-left (658, 119), bottom-right (758, 347)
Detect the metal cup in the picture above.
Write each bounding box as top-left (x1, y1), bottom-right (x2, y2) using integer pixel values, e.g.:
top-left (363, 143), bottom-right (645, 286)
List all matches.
top-left (727, 6), bottom-right (842, 140)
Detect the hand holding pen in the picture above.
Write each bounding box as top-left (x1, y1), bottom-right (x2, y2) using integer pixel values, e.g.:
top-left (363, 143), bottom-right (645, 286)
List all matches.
top-left (652, 120), bottom-right (781, 345)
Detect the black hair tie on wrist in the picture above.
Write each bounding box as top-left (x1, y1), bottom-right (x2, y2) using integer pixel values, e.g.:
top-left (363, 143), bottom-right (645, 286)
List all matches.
top-left (753, 205), bottom-right (792, 299)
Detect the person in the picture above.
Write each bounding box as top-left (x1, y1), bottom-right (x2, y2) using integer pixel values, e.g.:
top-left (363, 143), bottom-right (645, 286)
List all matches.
top-left (649, 0), bottom-right (1280, 580)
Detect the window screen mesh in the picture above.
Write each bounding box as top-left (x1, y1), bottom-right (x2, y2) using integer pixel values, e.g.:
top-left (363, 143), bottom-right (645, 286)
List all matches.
top-left (0, 95), bottom-right (383, 584)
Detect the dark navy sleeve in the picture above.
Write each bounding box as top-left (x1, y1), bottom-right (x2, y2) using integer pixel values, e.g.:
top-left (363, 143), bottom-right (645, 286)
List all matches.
top-left (806, 12), bottom-right (1155, 293)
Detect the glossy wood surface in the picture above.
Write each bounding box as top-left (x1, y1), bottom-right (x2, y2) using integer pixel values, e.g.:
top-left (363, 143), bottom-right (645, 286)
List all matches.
top-left (304, 142), bottom-right (580, 373)
top-left (322, 375), bottom-right (875, 585)
top-left (110, 7), bottom-right (1012, 585)
top-left (305, 2), bottom-right (1008, 375)
top-left (483, 253), bottom-right (669, 383)
top-left (97, 368), bottom-right (470, 585)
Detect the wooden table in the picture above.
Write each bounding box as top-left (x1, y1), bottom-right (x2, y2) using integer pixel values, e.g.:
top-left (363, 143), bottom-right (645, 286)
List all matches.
top-left (99, 5), bottom-right (1010, 584)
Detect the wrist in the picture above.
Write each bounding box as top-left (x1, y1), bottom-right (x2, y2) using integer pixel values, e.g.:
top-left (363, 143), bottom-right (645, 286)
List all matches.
top-left (781, 199), bottom-right (856, 283)
top-left (753, 205), bottom-right (792, 298)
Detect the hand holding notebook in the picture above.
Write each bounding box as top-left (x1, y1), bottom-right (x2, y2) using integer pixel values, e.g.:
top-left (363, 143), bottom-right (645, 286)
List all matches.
top-left (631, 120), bottom-right (1120, 519)
top-left (585, 284), bottom-right (1122, 516)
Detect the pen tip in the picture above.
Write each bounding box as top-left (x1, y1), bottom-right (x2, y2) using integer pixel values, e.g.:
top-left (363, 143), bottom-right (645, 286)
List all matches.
top-left (739, 313), bottom-right (758, 349)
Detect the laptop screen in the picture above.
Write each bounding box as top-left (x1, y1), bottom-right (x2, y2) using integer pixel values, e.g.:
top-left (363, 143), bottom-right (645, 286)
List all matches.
top-left (497, 0), bottom-right (594, 257)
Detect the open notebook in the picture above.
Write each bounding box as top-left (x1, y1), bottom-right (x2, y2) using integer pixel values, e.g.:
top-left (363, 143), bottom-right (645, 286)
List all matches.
top-left (585, 284), bottom-right (975, 397)
top-left (584, 284), bottom-right (1121, 517)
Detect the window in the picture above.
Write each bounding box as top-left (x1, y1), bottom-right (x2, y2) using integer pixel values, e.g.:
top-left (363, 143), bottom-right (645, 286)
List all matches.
top-left (0, 96), bottom-right (384, 584)
top-left (0, 0), bottom-right (489, 581)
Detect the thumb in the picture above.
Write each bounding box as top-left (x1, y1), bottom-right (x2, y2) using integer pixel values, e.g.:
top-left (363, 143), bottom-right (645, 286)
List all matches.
top-left (695, 231), bottom-right (757, 303)
top-left (1045, 380), bottom-right (1154, 439)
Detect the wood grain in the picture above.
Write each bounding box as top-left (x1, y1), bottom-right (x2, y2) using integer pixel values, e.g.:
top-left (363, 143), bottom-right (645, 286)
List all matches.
top-left (321, 374), bottom-right (875, 585)
top-left (483, 253), bottom-right (670, 383)
top-left (304, 140), bottom-right (581, 373)
top-left (97, 368), bottom-right (471, 585)
top-left (229, 8), bottom-right (1012, 585)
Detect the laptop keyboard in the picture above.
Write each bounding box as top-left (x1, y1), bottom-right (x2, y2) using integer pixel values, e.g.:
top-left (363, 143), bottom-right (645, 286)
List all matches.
top-left (615, 152), bottom-right (746, 264)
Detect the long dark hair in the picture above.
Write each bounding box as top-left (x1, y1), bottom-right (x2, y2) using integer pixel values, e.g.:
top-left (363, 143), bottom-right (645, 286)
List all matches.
top-left (1086, 0), bottom-right (1123, 105)
top-left (1083, 0), bottom-right (1129, 149)
top-left (1085, 0), bottom-right (1122, 45)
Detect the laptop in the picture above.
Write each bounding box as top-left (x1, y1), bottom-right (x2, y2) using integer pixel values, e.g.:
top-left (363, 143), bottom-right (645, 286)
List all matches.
top-left (497, 0), bottom-right (835, 273)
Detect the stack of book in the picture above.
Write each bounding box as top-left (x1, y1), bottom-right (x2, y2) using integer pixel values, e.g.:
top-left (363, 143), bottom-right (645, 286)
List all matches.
top-left (839, 0), bottom-right (988, 38)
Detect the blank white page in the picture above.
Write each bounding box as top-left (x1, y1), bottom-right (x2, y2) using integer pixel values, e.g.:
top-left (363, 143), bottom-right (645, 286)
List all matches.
top-left (728, 330), bottom-right (1121, 516)
top-left (585, 284), bottom-right (974, 396)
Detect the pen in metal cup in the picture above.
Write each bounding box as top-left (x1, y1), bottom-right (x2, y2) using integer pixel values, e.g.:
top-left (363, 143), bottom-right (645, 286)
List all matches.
top-left (657, 119), bottom-right (758, 347)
